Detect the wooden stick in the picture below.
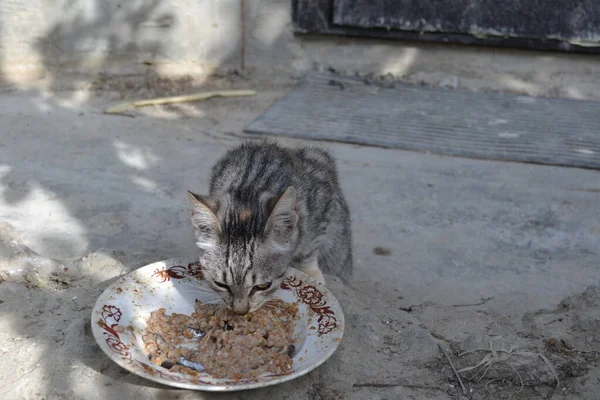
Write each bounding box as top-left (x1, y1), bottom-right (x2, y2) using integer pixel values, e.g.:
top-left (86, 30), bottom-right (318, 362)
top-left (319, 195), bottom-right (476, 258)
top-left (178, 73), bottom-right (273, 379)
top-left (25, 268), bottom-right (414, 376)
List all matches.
top-left (104, 90), bottom-right (257, 114)
top-left (439, 344), bottom-right (467, 395)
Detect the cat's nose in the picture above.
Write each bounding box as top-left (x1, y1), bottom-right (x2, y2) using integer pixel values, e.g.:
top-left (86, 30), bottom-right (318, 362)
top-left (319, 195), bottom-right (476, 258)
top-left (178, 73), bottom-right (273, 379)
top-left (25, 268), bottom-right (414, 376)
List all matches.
top-left (232, 301), bottom-right (249, 315)
top-left (232, 304), bottom-right (249, 315)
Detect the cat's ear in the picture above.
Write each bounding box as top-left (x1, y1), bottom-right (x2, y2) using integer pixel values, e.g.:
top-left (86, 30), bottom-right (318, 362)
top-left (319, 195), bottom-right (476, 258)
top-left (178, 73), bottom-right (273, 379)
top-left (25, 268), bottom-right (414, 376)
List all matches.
top-left (264, 186), bottom-right (298, 253)
top-left (187, 191), bottom-right (221, 250)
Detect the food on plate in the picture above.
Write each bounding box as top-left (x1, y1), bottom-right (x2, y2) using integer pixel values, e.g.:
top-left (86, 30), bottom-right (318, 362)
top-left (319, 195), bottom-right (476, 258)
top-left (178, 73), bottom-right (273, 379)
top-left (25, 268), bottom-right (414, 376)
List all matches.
top-left (143, 299), bottom-right (298, 379)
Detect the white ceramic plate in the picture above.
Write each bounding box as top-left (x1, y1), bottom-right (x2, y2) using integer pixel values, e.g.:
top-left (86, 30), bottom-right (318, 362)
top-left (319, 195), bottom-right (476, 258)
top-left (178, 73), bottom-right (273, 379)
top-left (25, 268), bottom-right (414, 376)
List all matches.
top-left (91, 257), bottom-right (345, 391)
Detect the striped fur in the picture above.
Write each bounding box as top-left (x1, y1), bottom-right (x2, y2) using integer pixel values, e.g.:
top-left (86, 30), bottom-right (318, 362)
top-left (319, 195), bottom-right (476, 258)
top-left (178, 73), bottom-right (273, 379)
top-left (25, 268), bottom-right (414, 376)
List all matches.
top-left (188, 141), bottom-right (352, 314)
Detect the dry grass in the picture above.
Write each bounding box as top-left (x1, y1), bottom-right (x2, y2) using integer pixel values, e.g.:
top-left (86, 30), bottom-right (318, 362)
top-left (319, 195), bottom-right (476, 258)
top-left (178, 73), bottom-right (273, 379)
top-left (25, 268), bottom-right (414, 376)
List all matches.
top-left (454, 337), bottom-right (560, 399)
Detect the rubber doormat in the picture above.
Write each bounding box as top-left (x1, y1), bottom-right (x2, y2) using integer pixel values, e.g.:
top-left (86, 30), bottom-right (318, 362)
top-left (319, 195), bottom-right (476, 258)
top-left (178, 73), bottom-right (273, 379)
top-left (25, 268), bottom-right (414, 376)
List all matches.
top-left (245, 72), bottom-right (600, 169)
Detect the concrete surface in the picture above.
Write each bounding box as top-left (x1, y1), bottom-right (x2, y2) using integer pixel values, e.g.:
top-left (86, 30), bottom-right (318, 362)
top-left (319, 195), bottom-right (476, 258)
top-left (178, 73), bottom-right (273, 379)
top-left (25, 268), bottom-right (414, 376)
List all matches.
top-left (1, 84), bottom-right (599, 399)
top-left (3, 0), bottom-right (600, 103)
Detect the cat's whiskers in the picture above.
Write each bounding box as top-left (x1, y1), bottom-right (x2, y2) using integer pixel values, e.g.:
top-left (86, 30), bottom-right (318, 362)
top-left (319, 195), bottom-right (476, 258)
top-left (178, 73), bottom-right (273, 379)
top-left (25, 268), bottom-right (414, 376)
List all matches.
top-left (178, 280), bottom-right (214, 290)
top-left (191, 296), bottom-right (222, 304)
top-left (176, 281), bottom-right (217, 294)
top-left (178, 291), bottom-right (221, 301)
top-left (177, 288), bottom-right (219, 297)
top-left (183, 276), bottom-right (211, 286)
top-left (261, 301), bottom-right (282, 311)
top-left (261, 304), bottom-right (278, 313)
top-left (176, 286), bottom-right (218, 294)
top-left (199, 299), bottom-right (224, 305)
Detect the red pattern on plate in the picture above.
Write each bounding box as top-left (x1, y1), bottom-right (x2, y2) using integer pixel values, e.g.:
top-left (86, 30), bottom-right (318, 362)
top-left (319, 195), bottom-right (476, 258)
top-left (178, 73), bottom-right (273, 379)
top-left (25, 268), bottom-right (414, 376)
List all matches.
top-left (281, 276), bottom-right (338, 335)
top-left (152, 262), bottom-right (203, 282)
top-left (97, 304), bottom-right (131, 358)
top-left (97, 304), bottom-right (198, 384)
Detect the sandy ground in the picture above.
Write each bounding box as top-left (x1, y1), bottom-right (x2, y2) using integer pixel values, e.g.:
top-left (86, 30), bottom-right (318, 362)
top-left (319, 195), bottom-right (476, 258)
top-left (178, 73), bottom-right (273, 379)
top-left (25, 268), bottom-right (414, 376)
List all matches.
top-left (1, 79), bottom-right (599, 399)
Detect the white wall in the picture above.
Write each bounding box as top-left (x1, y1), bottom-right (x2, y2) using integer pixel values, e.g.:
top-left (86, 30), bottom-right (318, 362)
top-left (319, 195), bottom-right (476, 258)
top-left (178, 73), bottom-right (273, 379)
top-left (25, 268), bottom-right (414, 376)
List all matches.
top-left (0, 0), bottom-right (243, 80)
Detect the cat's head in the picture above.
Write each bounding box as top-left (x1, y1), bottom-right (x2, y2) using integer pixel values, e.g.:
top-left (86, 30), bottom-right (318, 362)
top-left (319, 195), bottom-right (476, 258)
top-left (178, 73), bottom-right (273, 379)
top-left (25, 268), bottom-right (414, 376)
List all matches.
top-left (187, 187), bottom-right (298, 314)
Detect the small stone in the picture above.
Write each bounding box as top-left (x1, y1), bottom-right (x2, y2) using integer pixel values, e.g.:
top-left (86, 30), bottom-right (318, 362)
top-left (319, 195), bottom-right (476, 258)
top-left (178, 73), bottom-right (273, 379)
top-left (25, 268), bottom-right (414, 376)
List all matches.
top-left (373, 247), bottom-right (391, 256)
top-left (586, 335), bottom-right (594, 343)
top-left (440, 76), bottom-right (459, 89)
top-left (74, 249), bottom-right (129, 285)
top-left (534, 386), bottom-right (553, 398)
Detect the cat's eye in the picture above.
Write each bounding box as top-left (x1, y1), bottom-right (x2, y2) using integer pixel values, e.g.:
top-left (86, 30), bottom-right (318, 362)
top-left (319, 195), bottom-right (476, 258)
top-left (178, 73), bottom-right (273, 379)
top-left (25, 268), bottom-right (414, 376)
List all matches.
top-left (252, 282), bottom-right (272, 292)
top-left (214, 281), bottom-right (231, 292)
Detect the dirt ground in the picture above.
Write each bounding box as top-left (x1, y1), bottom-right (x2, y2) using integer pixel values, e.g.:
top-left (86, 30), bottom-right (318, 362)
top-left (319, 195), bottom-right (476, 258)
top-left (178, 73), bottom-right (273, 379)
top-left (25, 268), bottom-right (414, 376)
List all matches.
top-left (1, 73), bottom-right (599, 399)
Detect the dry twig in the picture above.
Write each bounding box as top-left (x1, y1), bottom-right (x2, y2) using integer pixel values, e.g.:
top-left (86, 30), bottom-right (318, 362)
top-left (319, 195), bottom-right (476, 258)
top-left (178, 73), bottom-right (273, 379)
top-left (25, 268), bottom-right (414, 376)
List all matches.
top-left (457, 337), bottom-right (560, 396)
top-left (439, 344), bottom-right (467, 395)
top-left (104, 90), bottom-right (256, 114)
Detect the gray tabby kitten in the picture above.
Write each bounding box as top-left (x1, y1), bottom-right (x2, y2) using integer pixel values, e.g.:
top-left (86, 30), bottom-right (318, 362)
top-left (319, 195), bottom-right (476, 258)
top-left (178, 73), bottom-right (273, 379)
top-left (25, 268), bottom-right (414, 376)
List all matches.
top-left (187, 141), bottom-right (352, 314)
